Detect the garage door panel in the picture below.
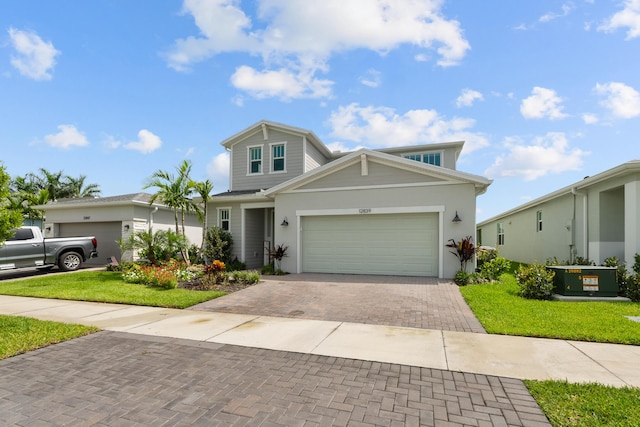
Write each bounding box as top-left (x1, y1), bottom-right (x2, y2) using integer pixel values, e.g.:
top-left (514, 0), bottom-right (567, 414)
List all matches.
top-left (58, 222), bottom-right (122, 266)
top-left (302, 213), bottom-right (438, 277)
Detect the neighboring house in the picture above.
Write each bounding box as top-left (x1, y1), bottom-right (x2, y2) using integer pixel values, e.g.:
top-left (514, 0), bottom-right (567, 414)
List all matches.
top-left (37, 193), bottom-right (202, 265)
top-left (208, 120), bottom-right (491, 278)
top-left (477, 161), bottom-right (640, 271)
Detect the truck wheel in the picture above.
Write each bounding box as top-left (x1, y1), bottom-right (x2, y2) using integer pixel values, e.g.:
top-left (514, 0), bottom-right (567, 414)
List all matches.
top-left (59, 251), bottom-right (82, 271)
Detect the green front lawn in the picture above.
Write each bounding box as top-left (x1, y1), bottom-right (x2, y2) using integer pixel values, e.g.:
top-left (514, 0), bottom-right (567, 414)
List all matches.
top-left (526, 380), bottom-right (640, 427)
top-left (460, 274), bottom-right (640, 345)
top-left (0, 270), bottom-right (226, 309)
top-left (0, 314), bottom-right (97, 360)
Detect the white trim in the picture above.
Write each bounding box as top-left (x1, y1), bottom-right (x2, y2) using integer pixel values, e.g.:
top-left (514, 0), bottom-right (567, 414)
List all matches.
top-left (241, 208), bottom-right (246, 261)
top-left (216, 207), bottom-right (231, 231)
top-left (241, 202), bottom-right (275, 209)
top-left (269, 141), bottom-right (287, 174)
top-left (228, 148), bottom-right (233, 190)
top-left (247, 144), bottom-right (264, 176)
top-left (296, 206), bottom-right (445, 217)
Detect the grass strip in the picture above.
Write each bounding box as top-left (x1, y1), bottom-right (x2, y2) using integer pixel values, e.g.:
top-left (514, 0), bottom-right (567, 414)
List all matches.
top-left (526, 380), bottom-right (640, 426)
top-left (0, 270), bottom-right (226, 309)
top-left (0, 314), bottom-right (97, 360)
top-left (460, 274), bottom-right (640, 345)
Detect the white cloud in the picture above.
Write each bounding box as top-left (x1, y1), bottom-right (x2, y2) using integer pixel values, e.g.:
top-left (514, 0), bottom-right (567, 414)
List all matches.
top-left (539, 3), bottom-right (574, 23)
top-left (456, 88), bottom-right (484, 108)
top-left (359, 69), bottom-right (382, 88)
top-left (520, 87), bottom-right (568, 120)
top-left (206, 152), bottom-right (230, 191)
top-left (165, 0), bottom-right (470, 99)
top-left (326, 103), bottom-right (489, 155)
top-left (8, 27), bottom-right (60, 80)
top-left (123, 129), bottom-right (162, 154)
top-left (101, 135), bottom-right (122, 149)
top-left (484, 133), bottom-right (588, 181)
top-left (598, 0), bottom-right (640, 39)
top-left (230, 65), bottom-right (333, 100)
top-left (594, 81), bottom-right (640, 118)
top-left (44, 125), bottom-right (89, 149)
top-left (582, 113), bottom-right (599, 124)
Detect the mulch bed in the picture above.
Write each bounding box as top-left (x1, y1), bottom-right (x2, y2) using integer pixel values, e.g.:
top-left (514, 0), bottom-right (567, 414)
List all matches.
top-left (178, 278), bottom-right (258, 293)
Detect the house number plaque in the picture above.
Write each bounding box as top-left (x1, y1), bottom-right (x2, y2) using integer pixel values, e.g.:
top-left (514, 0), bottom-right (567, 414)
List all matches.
top-left (359, 208), bottom-right (372, 214)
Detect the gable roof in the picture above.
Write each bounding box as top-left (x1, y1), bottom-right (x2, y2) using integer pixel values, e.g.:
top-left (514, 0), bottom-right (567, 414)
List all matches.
top-left (220, 120), bottom-right (333, 158)
top-left (477, 160), bottom-right (640, 226)
top-left (264, 148), bottom-right (492, 197)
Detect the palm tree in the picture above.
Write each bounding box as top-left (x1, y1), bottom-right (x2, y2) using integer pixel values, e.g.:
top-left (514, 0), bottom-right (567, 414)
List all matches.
top-left (193, 179), bottom-right (214, 250)
top-left (63, 175), bottom-right (101, 198)
top-left (28, 168), bottom-right (65, 201)
top-left (143, 160), bottom-right (198, 264)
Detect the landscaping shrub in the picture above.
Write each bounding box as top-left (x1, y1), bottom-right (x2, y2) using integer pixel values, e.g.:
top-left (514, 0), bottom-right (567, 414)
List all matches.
top-left (453, 270), bottom-right (470, 286)
top-left (603, 256), bottom-right (629, 297)
top-left (233, 270), bottom-right (260, 285)
top-left (202, 226), bottom-right (233, 265)
top-left (269, 244), bottom-right (288, 271)
top-left (226, 256), bottom-right (246, 272)
top-left (199, 260), bottom-right (228, 288)
top-left (260, 263), bottom-right (275, 275)
top-left (446, 236), bottom-right (476, 272)
top-left (121, 260), bottom-right (195, 290)
top-left (476, 246), bottom-right (497, 271)
top-left (516, 263), bottom-right (555, 300)
top-left (479, 256), bottom-right (511, 282)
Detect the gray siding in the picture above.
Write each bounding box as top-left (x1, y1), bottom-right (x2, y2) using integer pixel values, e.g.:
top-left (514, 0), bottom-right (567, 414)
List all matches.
top-left (298, 161), bottom-right (443, 190)
top-left (305, 138), bottom-right (330, 172)
top-left (229, 129), bottom-right (307, 191)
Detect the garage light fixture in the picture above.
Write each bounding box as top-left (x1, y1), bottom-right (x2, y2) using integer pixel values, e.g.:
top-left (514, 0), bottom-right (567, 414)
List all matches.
top-left (452, 211), bottom-right (462, 223)
top-left (124, 224), bottom-right (130, 231)
top-left (281, 217), bottom-right (289, 227)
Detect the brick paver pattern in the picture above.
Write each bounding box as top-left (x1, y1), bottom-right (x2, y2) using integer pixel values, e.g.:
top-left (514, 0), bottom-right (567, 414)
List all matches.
top-left (0, 332), bottom-right (550, 426)
top-left (192, 274), bottom-right (486, 333)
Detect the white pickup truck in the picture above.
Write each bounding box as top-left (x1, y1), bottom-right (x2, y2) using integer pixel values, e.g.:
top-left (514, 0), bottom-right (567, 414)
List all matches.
top-left (0, 226), bottom-right (98, 272)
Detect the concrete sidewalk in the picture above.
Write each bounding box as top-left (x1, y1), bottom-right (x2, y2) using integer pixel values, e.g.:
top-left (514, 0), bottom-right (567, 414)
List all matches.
top-left (1, 295), bottom-right (638, 389)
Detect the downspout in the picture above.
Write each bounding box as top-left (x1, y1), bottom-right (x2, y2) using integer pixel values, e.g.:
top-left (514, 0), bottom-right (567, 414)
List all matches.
top-left (149, 206), bottom-right (159, 230)
top-left (571, 187), bottom-right (588, 262)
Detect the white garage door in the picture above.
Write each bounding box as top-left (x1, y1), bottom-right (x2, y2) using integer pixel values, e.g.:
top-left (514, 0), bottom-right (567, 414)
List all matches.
top-left (58, 222), bottom-right (122, 266)
top-left (302, 213), bottom-right (439, 276)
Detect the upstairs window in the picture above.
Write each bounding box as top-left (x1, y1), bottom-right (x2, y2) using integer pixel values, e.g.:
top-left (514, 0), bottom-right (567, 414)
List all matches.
top-left (272, 143), bottom-right (285, 172)
top-left (404, 152), bottom-right (441, 166)
top-left (249, 146), bottom-right (262, 174)
top-left (497, 222), bottom-right (505, 245)
top-left (536, 211), bottom-right (543, 232)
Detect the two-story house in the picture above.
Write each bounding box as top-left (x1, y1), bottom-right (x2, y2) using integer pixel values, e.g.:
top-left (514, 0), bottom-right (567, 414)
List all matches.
top-left (208, 120), bottom-right (492, 279)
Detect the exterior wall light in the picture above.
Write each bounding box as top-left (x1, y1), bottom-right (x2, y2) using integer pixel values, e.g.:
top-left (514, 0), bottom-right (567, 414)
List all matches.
top-left (124, 224), bottom-right (130, 231)
top-left (452, 211), bottom-right (461, 223)
top-left (281, 217), bottom-right (289, 226)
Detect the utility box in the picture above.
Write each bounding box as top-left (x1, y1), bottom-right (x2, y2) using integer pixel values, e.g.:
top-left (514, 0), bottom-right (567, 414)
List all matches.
top-left (547, 266), bottom-right (618, 297)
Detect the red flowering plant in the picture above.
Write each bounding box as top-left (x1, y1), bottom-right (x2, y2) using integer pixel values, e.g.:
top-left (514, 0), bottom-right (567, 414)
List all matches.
top-left (201, 260), bottom-right (228, 287)
top-left (446, 236), bottom-right (476, 272)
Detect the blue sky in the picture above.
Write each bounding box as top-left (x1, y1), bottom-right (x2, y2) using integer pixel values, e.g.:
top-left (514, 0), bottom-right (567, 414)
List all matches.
top-left (1, 1), bottom-right (639, 222)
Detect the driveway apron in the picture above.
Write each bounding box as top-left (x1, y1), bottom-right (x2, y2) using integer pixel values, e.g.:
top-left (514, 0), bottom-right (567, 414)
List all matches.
top-left (191, 273), bottom-right (486, 333)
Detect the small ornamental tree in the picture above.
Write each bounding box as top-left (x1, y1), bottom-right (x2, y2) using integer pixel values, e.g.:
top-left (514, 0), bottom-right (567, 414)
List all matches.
top-left (446, 236), bottom-right (476, 272)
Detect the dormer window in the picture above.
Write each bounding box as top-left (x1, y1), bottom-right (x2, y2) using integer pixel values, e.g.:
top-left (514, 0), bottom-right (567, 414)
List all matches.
top-left (271, 143), bottom-right (286, 173)
top-left (404, 151), bottom-right (441, 166)
top-left (249, 146), bottom-right (262, 174)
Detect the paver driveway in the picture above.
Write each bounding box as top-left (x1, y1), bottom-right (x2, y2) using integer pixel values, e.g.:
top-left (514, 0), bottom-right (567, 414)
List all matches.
top-left (192, 273), bottom-right (486, 333)
top-left (0, 332), bottom-right (550, 426)
top-left (0, 273), bottom-right (552, 426)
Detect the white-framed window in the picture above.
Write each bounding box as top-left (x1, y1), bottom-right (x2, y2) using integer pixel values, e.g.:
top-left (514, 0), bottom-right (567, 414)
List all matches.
top-left (248, 145), bottom-right (262, 175)
top-left (497, 222), bottom-right (505, 245)
top-left (403, 151), bottom-right (442, 166)
top-left (218, 208), bottom-right (231, 231)
top-left (536, 210), bottom-right (543, 232)
top-left (270, 142), bottom-right (286, 173)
